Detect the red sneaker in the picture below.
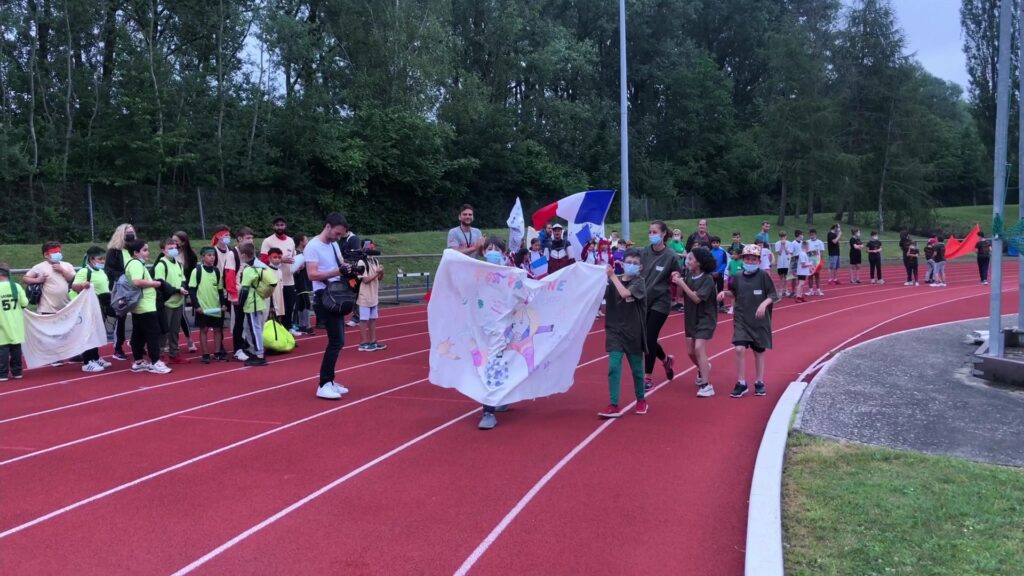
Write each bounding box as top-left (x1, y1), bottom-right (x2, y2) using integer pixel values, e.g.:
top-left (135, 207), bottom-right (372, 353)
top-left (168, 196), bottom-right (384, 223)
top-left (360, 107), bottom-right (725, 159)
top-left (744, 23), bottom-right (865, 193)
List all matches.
top-left (598, 404), bottom-right (622, 418)
top-left (635, 400), bottom-right (649, 415)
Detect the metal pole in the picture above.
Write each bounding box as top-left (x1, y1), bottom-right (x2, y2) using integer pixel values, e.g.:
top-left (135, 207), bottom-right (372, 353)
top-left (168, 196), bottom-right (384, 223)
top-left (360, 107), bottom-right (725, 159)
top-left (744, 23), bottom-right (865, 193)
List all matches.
top-left (989, 0), bottom-right (1013, 357)
top-left (1018, 0), bottom-right (1024, 330)
top-left (196, 187), bottom-right (207, 240)
top-left (86, 183), bottom-right (95, 242)
top-left (619, 0), bottom-right (630, 241)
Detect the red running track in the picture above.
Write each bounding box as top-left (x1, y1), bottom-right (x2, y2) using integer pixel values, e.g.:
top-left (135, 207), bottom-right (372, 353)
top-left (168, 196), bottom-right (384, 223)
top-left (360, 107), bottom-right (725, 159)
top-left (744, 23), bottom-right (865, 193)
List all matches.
top-left (0, 262), bottom-right (1016, 575)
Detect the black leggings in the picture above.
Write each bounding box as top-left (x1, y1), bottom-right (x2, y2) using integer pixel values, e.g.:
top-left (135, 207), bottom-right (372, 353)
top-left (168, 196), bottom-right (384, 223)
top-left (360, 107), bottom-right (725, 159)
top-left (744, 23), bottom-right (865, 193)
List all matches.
top-left (979, 258), bottom-right (990, 282)
top-left (644, 309), bottom-right (669, 374)
top-left (869, 255), bottom-right (882, 280)
top-left (129, 311), bottom-right (162, 363)
top-left (232, 303), bottom-right (245, 353)
top-left (113, 315), bottom-right (127, 353)
top-left (904, 259), bottom-right (918, 282)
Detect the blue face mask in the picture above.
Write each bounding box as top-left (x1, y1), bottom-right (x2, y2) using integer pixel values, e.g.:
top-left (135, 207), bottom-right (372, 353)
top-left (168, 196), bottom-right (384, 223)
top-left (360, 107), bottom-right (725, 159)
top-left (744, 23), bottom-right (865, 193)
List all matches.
top-left (623, 263), bottom-right (641, 276)
top-left (49, 252), bottom-right (63, 263)
top-left (742, 263), bottom-right (759, 274)
top-left (484, 250), bottom-right (504, 265)
top-left (166, 248), bottom-right (179, 259)
top-left (92, 260), bottom-right (105, 271)
top-left (649, 234), bottom-right (663, 246)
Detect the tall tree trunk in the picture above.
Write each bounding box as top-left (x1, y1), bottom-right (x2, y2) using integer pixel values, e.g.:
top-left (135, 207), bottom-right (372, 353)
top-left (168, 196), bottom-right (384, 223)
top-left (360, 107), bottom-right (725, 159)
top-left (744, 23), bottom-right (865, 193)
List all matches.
top-left (877, 101), bottom-right (896, 233)
top-left (805, 180), bottom-right (815, 224)
top-left (62, 0), bottom-right (73, 184)
top-left (100, 0), bottom-right (118, 92)
top-left (145, 0), bottom-right (163, 204)
top-left (248, 39), bottom-right (264, 165)
top-left (217, 0), bottom-right (226, 191)
top-left (27, 2), bottom-right (40, 225)
top-left (776, 177), bottom-right (787, 226)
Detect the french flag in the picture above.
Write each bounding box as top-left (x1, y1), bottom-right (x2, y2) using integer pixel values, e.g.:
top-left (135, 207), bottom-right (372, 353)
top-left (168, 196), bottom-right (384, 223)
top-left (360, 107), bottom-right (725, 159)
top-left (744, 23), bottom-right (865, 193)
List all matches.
top-left (532, 190), bottom-right (616, 259)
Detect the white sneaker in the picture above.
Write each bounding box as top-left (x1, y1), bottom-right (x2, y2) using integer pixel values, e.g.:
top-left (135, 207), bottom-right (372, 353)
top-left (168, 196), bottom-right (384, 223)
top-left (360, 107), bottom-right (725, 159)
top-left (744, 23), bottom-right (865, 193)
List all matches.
top-left (878, 279), bottom-right (885, 285)
top-left (97, 358), bottom-right (112, 368)
top-left (234, 349), bottom-right (250, 362)
top-left (817, 289), bottom-right (825, 296)
top-left (148, 360), bottom-right (172, 374)
top-left (131, 360), bottom-right (151, 372)
top-left (332, 382), bottom-right (350, 395)
top-left (983, 280), bottom-right (989, 285)
top-left (316, 384), bottom-right (342, 400)
top-left (904, 282), bottom-right (913, 286)
top-left (870, 279), bottom-right (876, 284)
top-left (929, 283), bottom-right (940, 288)
top-left (697, 383), bottom-right (715, 398)
top-left (914, 282), bottom-right (919, 286)
top-left (289, 328), bottom-right (304, 337)
top-left (345, 319), bottom-right (359, 327)
top-left (82, 361), bottom-right (105, 373)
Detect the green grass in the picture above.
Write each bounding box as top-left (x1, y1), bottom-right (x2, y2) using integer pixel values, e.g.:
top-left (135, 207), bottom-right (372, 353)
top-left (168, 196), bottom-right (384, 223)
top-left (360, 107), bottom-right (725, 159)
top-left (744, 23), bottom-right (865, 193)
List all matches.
top-left (0, 205), bottom-right (1009, 272)
top-left (783, 432), bottom-right (1024, 576)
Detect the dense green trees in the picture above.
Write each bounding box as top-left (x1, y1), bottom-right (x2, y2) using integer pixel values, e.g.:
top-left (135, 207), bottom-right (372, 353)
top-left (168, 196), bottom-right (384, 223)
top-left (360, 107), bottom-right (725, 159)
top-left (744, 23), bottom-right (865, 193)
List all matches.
top-left (0, 0), bottom-right (994, 242)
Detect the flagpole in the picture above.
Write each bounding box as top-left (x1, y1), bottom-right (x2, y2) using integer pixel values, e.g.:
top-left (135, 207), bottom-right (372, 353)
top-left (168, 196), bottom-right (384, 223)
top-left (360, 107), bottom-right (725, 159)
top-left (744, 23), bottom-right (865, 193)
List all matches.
top-left (619, 0), bottom-right (630, 242)
top-left (1018, 0), bottom-right (1024, 330)
top-left (989, 0), bottom-right (1013, 357)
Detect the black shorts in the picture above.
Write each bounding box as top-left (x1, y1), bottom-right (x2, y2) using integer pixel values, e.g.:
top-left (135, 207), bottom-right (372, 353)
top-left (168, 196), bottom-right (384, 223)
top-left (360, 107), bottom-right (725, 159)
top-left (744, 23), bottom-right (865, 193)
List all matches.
top-left (734, 340), bottom-right (766, 354)
top-left (776, 268), bottom-right (788, 278)
top-left (797, 274), bottom-right (808, 280)
top-left (196, 314), bottom-right (224, 329)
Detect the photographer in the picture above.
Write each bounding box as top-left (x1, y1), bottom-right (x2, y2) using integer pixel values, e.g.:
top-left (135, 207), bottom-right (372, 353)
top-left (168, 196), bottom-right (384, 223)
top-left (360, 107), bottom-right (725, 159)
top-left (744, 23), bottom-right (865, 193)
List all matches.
top-left (306, 213), bottom-right (357, 400)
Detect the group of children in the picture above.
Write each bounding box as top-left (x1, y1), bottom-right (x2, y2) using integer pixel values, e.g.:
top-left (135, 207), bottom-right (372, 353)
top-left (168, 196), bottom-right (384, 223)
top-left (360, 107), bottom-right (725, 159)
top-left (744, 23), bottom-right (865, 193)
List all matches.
top-left (0, 223), bottom-right (387, 381)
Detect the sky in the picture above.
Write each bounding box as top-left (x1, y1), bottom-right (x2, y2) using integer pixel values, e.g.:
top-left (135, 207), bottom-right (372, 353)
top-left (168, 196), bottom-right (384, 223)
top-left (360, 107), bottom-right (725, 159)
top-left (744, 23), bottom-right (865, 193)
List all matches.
top-left (892, 0), bottom-right (969, 88)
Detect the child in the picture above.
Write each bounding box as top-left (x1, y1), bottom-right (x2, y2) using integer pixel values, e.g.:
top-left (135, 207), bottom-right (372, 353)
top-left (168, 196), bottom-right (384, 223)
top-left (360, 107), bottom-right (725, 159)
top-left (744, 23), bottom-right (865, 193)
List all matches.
top-left (905, 241), bottom-right (920, 286)
top-left (758, 239), bottom-right (774, 273)
top-left (787, 230), bottom-right (804, 298)
top-left (866, 231), bottom-right (884, 284)
top-left (729, 244), bottom-right (778, 398)
top-left (189, 247), bottom-right (227, 364)
top-left (598, 249), bottom-right (648, 418)
top-left (154, 238), bottom-right (190, 364)
top-left (724, 247), bottom-right (744, 314)
top-left (710, 236), bottom-right (728, 310)
top-left (238, 243), bottom-right (270, 367)
top-left (849, 229), bottom-right (864, 284)
top-left (291, 233), bottom-right (315, 335)
top-left (266, 247), bottom-right (286, 323)
top-left (71, 247), bottom-right (112, 372)
top-left (526, 237), bottom-right (549, 279)
top-left (357, 248), bottom-right (386, 352)
top-left (806, 229), bottom-right (824, 296)
top-left (729, 231), bottom-right (744, 254)
top-left (670, 247), bottom-right (718, 398)
top-left (930, 238), bottom-right (947, 287)
top-left (0, 263), bottom-right (28, 381)
top-left (774, 231), bottom-right (791, 296)
top-left (924, 238), bottom-right (936, 283)
top-left (795, 240), bottom-right (812, 302)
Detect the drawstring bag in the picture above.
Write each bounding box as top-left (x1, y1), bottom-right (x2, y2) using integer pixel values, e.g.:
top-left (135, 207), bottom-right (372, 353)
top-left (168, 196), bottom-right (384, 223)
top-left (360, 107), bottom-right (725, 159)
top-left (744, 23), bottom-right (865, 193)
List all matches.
top-left (263, 318), bottom-right (295, 353)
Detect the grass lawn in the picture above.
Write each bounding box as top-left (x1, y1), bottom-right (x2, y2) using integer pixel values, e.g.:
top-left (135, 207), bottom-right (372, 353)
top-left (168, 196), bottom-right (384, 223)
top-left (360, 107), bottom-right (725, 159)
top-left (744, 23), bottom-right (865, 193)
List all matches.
top-left (0, 205), bottom-right (1012, 272)
top-left (783, 432), bottom-right (1024, 576)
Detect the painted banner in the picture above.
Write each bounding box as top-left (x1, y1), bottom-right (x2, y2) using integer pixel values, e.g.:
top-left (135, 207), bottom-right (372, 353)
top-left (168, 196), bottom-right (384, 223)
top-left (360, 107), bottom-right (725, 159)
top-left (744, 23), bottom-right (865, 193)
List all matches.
top-left (22, 286), bottom-right (108, 368)
top-left (428, 249), bottom-right (606, 406)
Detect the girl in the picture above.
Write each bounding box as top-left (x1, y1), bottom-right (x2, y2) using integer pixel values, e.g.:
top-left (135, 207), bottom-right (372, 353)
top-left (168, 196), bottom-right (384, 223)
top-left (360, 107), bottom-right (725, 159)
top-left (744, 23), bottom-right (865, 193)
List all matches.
top-left (72, 246), bottom-right (111, 372)
top-left (124, 239), bottom-right (171, 374)
top-left (905, 241), bottom-right (920, 286)
top-left (598, 249), bottom-right (648, 418)
top-left (670, 247), bottom-right (718, 398)
top-left (729, 244), bottom-right (777, 398)
top-left (105, 223), bottom-right (136, 360)
top-left (640, 221), bottom-right (684, 390)
top-left (795, 241), bottom-right (812, 302)
top-left (173, 231), bottom-right (199, 353)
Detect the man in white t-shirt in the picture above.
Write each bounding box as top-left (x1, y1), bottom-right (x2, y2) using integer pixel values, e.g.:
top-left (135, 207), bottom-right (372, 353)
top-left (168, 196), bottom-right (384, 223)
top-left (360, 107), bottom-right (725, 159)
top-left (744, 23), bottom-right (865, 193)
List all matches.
top-left (305, 212), bottom-right (357, 401)
top-left (260, 216), bottom-right (297, 330)
top-left (447, 204), bottom-right (483, 256)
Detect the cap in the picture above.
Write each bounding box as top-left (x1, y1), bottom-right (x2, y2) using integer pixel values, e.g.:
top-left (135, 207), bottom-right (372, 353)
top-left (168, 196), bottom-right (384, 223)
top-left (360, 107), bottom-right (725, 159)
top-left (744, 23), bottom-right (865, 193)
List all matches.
top-left (272, 216), bottom-right (287, 225)
top-left (551, 223), bottom-right (564, 230)
top-left (742, 244), bottom-right (761, 257)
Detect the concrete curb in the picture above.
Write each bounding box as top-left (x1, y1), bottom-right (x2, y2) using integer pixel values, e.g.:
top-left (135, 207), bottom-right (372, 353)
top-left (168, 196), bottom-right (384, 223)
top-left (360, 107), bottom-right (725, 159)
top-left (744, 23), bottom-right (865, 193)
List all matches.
top-left (743, 380), bottom-right (806, 576)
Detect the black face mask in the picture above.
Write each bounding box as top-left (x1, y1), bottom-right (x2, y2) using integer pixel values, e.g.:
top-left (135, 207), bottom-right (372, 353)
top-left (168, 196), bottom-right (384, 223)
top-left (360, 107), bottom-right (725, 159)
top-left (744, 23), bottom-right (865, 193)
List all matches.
top-left (125, 232), bottom-right (136, 243)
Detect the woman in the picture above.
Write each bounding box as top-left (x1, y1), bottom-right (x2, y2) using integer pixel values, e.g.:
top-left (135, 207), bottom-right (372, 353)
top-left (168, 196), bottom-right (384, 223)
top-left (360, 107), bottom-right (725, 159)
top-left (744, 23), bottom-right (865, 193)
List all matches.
top-left (173, 231), bottom-right (199, 352)
top-left (105, 223), bottom-right (136, 360)
top-left (640, 220), bottom-right (684, 390)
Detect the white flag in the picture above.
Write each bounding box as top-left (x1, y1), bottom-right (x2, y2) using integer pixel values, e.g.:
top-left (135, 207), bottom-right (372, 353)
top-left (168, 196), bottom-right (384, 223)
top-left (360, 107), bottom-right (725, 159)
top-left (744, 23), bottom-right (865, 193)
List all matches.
top-left (428, 250), bottom-right (606, 406)
top-left (507, 197), bottom-right (525, 252)
top-left (22, 286), bottom-right (109, 368)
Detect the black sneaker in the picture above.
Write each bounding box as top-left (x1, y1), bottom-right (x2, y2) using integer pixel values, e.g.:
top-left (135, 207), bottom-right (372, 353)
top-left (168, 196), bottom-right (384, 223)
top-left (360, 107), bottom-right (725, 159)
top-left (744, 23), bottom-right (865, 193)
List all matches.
top-left (215, 352), bottom-right (229, 362)
top-left (754, 381), bottom-right (766, 396)
top-left (201, 354), bottom-right (211, 365)
top-left (730, 382), bottom-right (749, 398)
top-left (244, 356), bottom-right (268, 367)
top-left (112, 350), bottom-right (128, 361)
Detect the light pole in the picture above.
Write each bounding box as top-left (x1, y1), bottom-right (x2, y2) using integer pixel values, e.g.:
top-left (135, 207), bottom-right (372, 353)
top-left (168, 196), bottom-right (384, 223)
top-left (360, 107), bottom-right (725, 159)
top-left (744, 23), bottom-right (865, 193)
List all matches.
top-left (989, 0), bottom-right (1013, 357)
top-left (619, 0), bottom-right (630, 241)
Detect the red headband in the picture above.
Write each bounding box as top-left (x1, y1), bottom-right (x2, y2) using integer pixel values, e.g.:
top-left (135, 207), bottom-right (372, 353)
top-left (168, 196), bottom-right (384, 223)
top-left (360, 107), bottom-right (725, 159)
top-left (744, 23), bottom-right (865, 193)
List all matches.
top-left (212, 230), bottom-right (230, 246)
top-left (44, 246), bottom-right (62, 256)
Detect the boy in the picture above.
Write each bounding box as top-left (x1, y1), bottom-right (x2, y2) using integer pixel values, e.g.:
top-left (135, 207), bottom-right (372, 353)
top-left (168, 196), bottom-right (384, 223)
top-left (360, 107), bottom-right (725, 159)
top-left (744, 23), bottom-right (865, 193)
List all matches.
top-left (866, 231), bottom-right (884, 284)
top-left (189, 247), bottom-right (228, 364)
top-left (795, 240), bottom-right (812, 302)
top-left (806, 228), bottom-right (825, 296)
top-left (238, 243), bottom-right (270, 367)
top-left (599, 249), bottom-right (648, 418)
top-left (266, 247), bottom-right (287, 323)
top-left (849, 229), bottom-right (864, 284)
top-left (930, 237), bottom-right (947, 287)
top-left (356, 249), bottom-right (386, 351)
top-left (709, 236), bottom-right (728, 310)
top-left (729, 231), bottom-right (744, 254)
top-left (0, 263), bottom-right (28, 381)
top-left (71, 246), bottom-right (112, 372)
top-left (723, 247), bottom-right (744, 315)
top-left (729, 245), bottom-right (778, 398)
top-left (773, 231), bottom-right (792, 297)
top-left (758, 239), bottom-right (774, 272)
top-left (154, 238), bottom-right (189, 364)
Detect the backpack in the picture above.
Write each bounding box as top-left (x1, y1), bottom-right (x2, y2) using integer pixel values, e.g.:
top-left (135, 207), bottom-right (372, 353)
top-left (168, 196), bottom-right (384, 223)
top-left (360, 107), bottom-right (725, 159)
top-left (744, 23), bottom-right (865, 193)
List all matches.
top-left (252, 267), bottom-right (279, 300)
top-left (6, 280), bottom-right (21, 310)
top-left (110, 259), bottom-right (144, 317)
top-left (26, 282), bottom-right (42, 306)
top-left (263, 318), bottom-right (296, 354)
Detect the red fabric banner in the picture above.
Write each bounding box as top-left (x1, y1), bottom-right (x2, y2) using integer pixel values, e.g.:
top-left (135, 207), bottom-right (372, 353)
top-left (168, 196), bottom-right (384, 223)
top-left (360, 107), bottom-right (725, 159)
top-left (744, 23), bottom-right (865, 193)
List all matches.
top-left (944, 224), bottom-right (981, 261)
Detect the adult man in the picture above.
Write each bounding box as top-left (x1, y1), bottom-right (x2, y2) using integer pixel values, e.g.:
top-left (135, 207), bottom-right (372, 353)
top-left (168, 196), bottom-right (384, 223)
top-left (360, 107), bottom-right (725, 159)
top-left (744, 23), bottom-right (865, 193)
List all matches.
top-left (260, 217), bottom-right (297, 333)
top-left (755, 221), bottom-right (771, 245)
top-left (685, 219), bottom-right (713, 253)
top-left (306, 212), bottom-right (356, 400)
top-left (447, 204), bottom-right (483, 256)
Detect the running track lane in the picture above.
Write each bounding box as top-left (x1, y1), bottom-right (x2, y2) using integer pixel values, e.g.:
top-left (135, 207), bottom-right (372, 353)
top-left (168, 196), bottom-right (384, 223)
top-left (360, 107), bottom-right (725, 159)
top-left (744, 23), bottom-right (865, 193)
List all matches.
top-left (0, 264), bottom-right (1011, 575)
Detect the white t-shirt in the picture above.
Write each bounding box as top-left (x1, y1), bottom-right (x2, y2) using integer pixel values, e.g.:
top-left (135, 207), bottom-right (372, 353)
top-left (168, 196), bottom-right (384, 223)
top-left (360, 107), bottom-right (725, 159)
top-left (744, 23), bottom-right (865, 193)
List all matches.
top-left (28, 261), bottom-right (75, 313)
top-left (797, 252), bottom-right (813, 276)
top-left (260, 235), bottom-right (297, 286)
top-left (760, 247), bottom-right (773, 270)
top-left (774, 240), bottom-right (792, 269)
top-left (304, 236), bottom-right (342, 291)
top-left (807, 238), bottom-right (826, 259)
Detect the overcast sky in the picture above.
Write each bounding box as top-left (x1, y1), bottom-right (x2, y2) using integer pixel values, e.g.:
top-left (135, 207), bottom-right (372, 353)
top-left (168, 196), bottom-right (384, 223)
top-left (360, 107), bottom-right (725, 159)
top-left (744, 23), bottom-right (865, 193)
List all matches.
top-left (892, 0), bottom-right (969, 88)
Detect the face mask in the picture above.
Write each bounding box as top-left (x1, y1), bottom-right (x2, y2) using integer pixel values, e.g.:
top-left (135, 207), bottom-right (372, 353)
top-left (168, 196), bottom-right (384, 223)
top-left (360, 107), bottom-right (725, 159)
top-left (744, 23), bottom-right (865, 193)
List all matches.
top-left (742, 263), bottom-right (759, 274)
top-left (649, 234), bottom-right (663, 246)
top-left (92, 261), bottom-right (105, 270)
top-left (166, 248), bottom-right (179, 258)
top-left (49, 252), bottom-right (63, 263)
top-left (220, 236), bottom-right (231, 246)
top-left (124, 232), bottom-right (136, 243)
top-left (673, 235), bottom-right (682, 241)
top-left (871, 236), bottom-right (879, 241)
top-left (484, 250), bottom-right (503, 265)
top-left (623, 263), bottom-right (641, 276)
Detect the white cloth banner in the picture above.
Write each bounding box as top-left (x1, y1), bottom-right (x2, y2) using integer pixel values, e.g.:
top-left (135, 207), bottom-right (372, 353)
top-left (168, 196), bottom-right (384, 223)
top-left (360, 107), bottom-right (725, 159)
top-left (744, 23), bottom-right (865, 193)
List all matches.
top-left (507, 197), bottom-right (525, 252)
top-left (22, 287), bottom-right (108, 368)
top-left (428, 250), bottom-right (606, 406)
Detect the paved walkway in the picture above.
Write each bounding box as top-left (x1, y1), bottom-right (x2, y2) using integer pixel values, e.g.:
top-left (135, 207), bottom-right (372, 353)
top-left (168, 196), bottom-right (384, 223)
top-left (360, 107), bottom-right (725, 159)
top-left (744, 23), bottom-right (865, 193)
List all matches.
top-left (797, 316), bottom-right (1024, 468)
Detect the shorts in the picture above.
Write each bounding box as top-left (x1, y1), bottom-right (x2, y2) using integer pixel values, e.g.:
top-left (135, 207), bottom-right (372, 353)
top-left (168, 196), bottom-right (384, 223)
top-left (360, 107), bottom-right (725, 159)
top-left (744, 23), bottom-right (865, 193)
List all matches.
top-left (734, 340), bottom-right (766, 354)
top-left (776, 268), bottom-right (788, 278)
top-left (359, 305), bottom-right (379, 321)
top-left (197, 314), bottom-right (224, 329)
top-left (829, 255), bottom-right (840, 270)
top-left (797, 274), bottom-right (808, 281)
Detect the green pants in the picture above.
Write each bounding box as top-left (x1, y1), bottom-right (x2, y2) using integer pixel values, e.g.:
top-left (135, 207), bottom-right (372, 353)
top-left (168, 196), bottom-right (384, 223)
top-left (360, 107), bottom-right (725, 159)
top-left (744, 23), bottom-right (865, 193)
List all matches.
top-left (608, 351), bottom-right (645, 405)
